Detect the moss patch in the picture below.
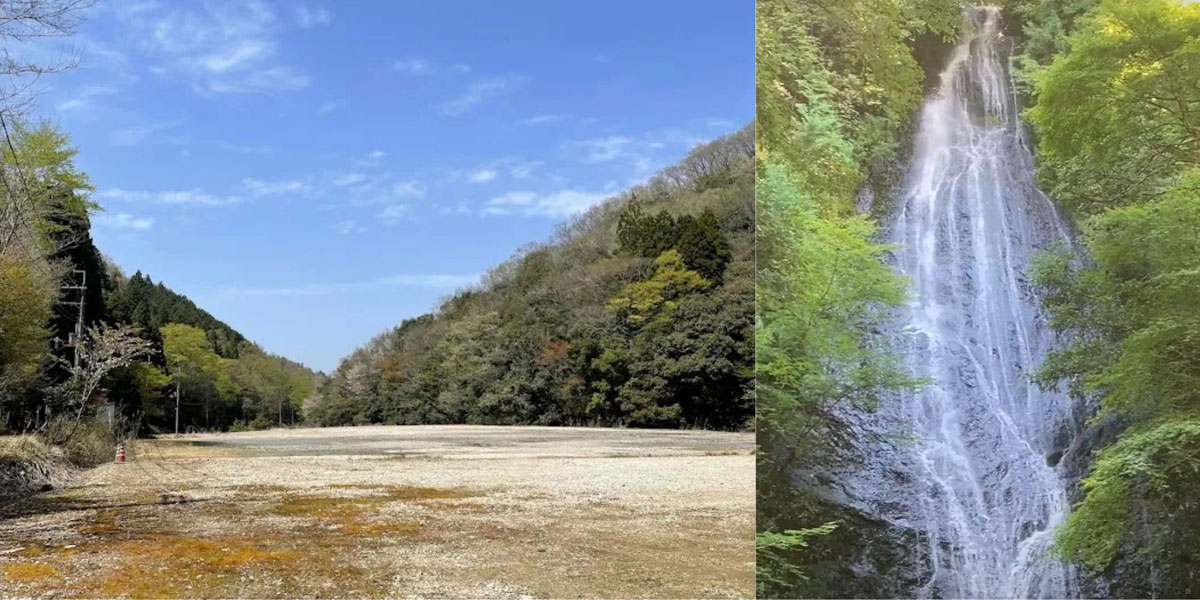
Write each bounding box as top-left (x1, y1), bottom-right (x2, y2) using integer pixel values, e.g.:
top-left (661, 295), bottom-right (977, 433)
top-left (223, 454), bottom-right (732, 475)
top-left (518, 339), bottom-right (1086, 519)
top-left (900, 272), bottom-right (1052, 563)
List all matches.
top-left (2, 562), bottom-right (57, 583)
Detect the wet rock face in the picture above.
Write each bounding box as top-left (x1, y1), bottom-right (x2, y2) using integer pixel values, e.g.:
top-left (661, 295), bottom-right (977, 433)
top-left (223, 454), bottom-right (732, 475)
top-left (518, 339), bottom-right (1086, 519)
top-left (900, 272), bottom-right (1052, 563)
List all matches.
top-left (793, 500), bottom-right (934, 599)
top-left (822, 8), bottom-right (1086, 598)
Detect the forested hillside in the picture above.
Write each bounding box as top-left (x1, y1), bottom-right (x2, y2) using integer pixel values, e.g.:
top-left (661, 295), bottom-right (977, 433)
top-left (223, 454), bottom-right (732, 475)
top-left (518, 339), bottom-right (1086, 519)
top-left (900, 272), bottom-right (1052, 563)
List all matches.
top-left (305, 125), bottom-right (754, 431)
top-left (0, 118), bottom-right (317, 447)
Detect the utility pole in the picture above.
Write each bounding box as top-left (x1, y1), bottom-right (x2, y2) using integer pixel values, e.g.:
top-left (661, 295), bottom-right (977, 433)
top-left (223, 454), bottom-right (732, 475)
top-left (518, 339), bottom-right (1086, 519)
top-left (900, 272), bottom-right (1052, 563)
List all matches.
top-left (59, 269), bottom-right (87, 373)
top-left (175, 377), bottom-right (181, 435)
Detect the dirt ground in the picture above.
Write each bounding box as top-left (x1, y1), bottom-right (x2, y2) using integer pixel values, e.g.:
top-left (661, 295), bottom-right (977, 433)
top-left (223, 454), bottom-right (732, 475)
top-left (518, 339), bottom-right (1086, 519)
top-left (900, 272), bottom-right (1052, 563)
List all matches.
top-left (0, 425), bottom-right (754, 599)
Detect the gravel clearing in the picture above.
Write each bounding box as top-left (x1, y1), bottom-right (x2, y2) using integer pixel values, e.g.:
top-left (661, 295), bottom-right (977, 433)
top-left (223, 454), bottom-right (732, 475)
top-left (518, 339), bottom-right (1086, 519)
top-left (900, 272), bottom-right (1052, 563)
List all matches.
top-left (0, 425), bottom-right (753, 598)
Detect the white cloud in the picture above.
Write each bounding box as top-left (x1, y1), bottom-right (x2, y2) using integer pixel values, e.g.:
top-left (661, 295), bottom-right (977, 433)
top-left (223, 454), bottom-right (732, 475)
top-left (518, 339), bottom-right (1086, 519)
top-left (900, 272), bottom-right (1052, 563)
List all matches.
top-left (486, 189), bottom-right (609, 218)
top-left (76, 35), bottom-right (138, 83)
top-left (509, 161), bottom-right (543, 179)
top-left (438, 75), bottom-right (527, 116)
top-left (438, 201), bottom-right (471, 216)
top-left (377, 204), bottom-right (409, 223)
top-left (489, 191), bottom-right (536, 207)
top-left (94, 213), bottom-right (154, 230)
top-left (316, 101), bottom-right (337, 114)
top-left (566, 130), bottom-right (704, 174)
top-left (519, 114), bottom-right (566, 126)
top-left (123, 2), bottom-right (311, 95)
top-left (358, 149), bottom-right (388, 167)
top-left (56, 85), bottom-right (118, 115)
top-left (333, 173), bottom-right (367, 187)
top-left (223, 273), bottom-right (478, 296)
top-left (467, 169), bottom-right (497, 183)
top-left (195, 40), bottom-right (269, 74)
top-left (391, 180), bottom-right (426, 198)
top-left (575, 135), bottom-right (635, 163)
top-left (336, 220), bottom-right (366, 234)
top-left (98, 187), bottom-right (239, 206)
top-left (109, 121), bottom-right (181, 146)
top-left (392, 57), bottom-right (432, 76)
top-left (241, 177), bottom-right (308, 196)
top-left (206, 66), bottom-right (308, 93)
top-left (295, 5), bottom-right (332, 29)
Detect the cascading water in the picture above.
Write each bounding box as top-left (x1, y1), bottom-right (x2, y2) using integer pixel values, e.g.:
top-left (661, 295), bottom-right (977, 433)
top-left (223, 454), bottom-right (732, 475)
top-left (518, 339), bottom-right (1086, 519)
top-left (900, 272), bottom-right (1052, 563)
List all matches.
top-left (888, 6), bottom-right (1077, 598)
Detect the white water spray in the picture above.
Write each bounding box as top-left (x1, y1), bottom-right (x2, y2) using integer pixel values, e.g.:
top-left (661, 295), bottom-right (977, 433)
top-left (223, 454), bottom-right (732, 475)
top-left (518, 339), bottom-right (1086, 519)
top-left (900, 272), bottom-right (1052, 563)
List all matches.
top-left (890, 7), bottom-right (1076, 598)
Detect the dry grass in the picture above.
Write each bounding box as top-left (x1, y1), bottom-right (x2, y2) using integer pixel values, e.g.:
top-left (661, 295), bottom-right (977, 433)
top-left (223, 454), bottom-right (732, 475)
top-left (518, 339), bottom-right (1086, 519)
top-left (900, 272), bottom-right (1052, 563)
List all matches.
top-left (0, 435), bottom-right (54, 462)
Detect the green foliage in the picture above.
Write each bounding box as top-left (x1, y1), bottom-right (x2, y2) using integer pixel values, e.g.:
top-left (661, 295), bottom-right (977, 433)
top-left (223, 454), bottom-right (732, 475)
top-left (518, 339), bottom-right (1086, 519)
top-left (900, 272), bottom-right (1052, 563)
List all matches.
top-left (1033, 176), bottom-right (1200, 422)
top-left (108, 271), bottom-right (245, 358)
top-left (228, 342), bottom-right (313, 427)
top-left (617, 204), bottom-right (677, 257)
top-left (1035, 177), bottom-right (1200, 577)
top-left (0, 119), bottom-right (95, 248)
top-left (755, 162), bottom-right (921, 595)
top-left (607, 250), bottom-right (711, 326)
top-left (0, 254), bottom-right (53, 407)
top-left (127, 362), bottom-right (170, 419)
top-left (756, 0), bottom-right (959, 214)
top-left (617, 205), bottom-right (733, 282)
top-left (162, 323), bottom-right (227, 383)
top-left (757, 162), bottom-right (918, 475)
top-left (756, 522), bottom-right (840, 598)
top-left (0, 120), bottom-right (98, 430)
top-left (676, 210), bottom-right (733, 283)
top-left (1008, 0), bottom-right (1101, 94)
top-left (160, 323), bottom-right (236, 430)
top-left (0, 113), bottom-right (317, 436)
top-left (1024, 1), bottom-right (1200, 589)
top-left (1027, 0), bottom-right (1200, 214)
top-left (1056, 419), bottom-right (1200, 571)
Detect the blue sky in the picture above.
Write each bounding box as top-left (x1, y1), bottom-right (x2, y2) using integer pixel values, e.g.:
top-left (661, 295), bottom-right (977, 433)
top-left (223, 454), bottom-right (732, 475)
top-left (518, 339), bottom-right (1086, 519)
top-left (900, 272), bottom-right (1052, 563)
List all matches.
top-left (32, 0), bottom-right (752, 371)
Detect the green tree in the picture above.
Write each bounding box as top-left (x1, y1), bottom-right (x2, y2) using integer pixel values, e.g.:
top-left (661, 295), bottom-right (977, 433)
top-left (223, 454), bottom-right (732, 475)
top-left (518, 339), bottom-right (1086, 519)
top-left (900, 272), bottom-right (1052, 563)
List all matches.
top-left (1022, 5), bottom-right (1200, 591)
top-left (0, 254), bottom-right (53, 424)
top-left (606, 250), bottom-right (711, 326)
top-left (1033, 175), bottom-right (1200, 574)
top-left (1027, 0), bottom-right (1200, 214)
top-left (676, 208), bottom-right (733, 282)
top-left (161, 323), bottom-right (234, 431)
top-left (617, 204), bottom-right (677, 257)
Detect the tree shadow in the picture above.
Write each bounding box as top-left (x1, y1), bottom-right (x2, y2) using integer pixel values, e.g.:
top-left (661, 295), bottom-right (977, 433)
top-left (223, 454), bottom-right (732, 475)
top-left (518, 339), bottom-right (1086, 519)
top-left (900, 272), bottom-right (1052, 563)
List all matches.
top-left (0, 490), bottom-right (209, 522)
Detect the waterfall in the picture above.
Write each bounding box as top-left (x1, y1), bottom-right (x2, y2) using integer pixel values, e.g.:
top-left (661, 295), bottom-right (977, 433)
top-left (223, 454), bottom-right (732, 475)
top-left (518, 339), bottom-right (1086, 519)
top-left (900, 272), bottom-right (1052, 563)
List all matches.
top-left (888, 6), bottom-right (1077, 598)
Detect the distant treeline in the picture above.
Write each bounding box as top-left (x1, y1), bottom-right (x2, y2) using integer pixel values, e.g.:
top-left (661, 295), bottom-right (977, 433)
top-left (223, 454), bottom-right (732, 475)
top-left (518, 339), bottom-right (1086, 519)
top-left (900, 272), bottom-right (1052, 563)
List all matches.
top-left (305, 125), bottom-right (754, 430)
top-left (0, 121), bottom-right (318, 435)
